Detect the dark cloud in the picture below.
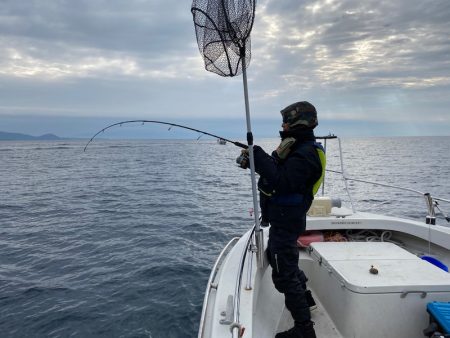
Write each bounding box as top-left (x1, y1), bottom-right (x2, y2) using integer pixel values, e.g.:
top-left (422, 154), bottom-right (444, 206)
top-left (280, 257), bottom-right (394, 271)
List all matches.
top-left (0, 0), bottom-right (193, 57)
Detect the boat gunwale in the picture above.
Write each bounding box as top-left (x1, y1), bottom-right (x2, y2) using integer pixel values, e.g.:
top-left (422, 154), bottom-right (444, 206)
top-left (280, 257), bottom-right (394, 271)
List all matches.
top-left (198, 236), bottom-right (240, 338)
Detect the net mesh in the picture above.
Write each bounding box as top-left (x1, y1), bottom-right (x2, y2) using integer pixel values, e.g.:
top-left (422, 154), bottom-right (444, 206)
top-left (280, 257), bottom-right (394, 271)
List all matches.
top-left (191, 0), bottom-right (256, 77)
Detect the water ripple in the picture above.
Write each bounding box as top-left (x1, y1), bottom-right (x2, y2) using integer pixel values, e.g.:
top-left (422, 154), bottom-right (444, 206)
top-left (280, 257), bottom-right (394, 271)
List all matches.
top-left (0, 138), bottom-right (449, 337)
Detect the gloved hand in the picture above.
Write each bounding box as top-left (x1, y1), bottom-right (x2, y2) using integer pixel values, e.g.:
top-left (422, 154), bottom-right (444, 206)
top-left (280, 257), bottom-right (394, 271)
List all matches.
top-left (253, 145), bottom-right (262, 153)
top-left (236, 149), bottom-right (249, 169)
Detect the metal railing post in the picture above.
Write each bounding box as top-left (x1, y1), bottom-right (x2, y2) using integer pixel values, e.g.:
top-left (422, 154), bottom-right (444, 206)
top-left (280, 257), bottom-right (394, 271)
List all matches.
top-left (424, 193), bottom-right (436, 225)
top-left (321, 138), bottom-right (327, 196)
top-left (337, 138), bottom-right (356, 212)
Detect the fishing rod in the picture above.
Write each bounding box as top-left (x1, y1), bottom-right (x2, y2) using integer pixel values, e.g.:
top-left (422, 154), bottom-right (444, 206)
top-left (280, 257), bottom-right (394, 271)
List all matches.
top-left (83, 120), bottom-right (248, 152)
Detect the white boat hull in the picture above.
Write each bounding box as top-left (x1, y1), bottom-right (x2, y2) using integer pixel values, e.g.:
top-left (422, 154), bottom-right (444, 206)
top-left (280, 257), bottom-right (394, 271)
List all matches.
top-left (199, 212), bottom-right (450, 338)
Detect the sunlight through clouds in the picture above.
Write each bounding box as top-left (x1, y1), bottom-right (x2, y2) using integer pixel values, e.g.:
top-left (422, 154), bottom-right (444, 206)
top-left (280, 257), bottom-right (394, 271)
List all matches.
top-left (1, 48), bottom-right (139, 79)
top-left (252, 0), bottom-right (450, 102)
top-left (306, 0), bottom-right (339, 14)
top-left (0, 46), bottom-right (206, 80)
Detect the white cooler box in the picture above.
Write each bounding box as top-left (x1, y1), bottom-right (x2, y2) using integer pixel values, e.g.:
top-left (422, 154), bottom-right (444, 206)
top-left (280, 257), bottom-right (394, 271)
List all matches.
top-left (308, 242), bottom-right (450, 338)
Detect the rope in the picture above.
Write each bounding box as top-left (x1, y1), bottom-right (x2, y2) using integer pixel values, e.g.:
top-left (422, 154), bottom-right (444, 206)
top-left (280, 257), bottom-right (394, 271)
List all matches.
top-left (345, 230), bottom-right (405, 248)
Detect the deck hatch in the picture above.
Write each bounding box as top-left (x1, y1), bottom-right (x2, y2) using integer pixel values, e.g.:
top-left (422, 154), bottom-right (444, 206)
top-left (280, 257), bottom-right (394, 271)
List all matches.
top-left (310, 242), bottom-right (450, 294)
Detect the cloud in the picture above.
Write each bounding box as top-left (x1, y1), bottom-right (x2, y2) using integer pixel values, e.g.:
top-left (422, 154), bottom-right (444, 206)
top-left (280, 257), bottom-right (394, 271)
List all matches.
top-left (253, 0), bottom-right (450, 91)
top-left (0, 0), bottom-right (204, 80)
top-left (0, 44), bottom-right (205, 80)
top-left (0, 0), bottom-right (449, 135)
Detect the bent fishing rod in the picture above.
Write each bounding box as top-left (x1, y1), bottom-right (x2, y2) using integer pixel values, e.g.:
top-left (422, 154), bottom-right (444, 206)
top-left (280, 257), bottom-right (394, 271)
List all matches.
top-left (83, 120), bottom-right (249, 152)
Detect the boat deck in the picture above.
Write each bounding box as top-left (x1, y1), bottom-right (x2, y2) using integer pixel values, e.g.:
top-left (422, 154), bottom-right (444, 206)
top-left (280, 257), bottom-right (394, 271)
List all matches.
top-left (276, 288), bottom-right (343, 337)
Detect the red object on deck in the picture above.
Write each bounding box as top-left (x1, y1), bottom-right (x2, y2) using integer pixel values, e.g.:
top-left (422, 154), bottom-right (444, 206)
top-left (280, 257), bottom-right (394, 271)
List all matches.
top-left (297, 231), bottom-right (324, 248)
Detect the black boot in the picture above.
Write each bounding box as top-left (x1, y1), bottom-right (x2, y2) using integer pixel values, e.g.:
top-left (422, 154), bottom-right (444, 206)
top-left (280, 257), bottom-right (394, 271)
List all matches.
top-left (298, 321), bottom-right (317, 338)
top-left (275, 321), bottom-right (316, 338)
top-left (275, 325), bottom-right (303, 338)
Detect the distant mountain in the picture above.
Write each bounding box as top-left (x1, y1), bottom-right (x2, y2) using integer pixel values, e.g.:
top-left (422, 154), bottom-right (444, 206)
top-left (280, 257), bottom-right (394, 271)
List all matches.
top-left (0, 131), bottom-right (62, 140)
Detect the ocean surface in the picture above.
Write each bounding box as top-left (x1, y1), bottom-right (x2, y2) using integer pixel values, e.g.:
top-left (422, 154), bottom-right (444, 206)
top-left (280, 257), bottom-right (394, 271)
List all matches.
top-left (1, 136), bottom-right (450, 338)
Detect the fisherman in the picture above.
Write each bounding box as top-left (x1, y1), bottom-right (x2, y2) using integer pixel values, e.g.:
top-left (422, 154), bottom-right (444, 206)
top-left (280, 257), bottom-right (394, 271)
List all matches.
top-left (237, 101), bottom-right (324, 338)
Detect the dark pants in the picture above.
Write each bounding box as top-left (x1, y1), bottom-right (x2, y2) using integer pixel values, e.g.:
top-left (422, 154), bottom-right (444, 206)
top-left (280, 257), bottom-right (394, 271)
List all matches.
top-left (267, 226), bottom-right (311, 324)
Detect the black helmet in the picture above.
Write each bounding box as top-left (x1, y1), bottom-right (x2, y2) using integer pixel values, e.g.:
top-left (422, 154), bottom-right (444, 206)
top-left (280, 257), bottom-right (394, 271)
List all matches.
top-left (280, 101), bottom-right (318, 129)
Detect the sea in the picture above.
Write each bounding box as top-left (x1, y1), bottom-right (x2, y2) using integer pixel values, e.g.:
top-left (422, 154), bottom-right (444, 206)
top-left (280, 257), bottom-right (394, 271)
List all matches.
top-left (1, 136), bottom-right (450, 338)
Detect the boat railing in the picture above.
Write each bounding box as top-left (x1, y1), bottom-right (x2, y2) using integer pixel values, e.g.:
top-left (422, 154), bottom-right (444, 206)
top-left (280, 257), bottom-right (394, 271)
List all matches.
top-left (231, 226), bottom-right (255, 338)
top-left (198, 236), bottom-right (239, 338)
top-left (326, 136), bottom-right (450, 225)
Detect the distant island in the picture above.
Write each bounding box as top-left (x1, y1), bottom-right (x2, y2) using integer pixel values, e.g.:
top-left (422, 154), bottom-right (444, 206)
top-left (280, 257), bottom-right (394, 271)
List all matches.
top-left (0, 131), bottom-right (62, 141)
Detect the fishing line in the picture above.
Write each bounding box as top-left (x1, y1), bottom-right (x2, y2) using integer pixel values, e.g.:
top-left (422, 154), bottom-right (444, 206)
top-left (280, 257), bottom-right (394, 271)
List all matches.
top-left (83, 120), bottom-right (248, 152)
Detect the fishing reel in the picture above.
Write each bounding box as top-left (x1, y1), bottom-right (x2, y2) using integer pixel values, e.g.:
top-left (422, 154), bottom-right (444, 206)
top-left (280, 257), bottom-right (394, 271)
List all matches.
top-left (236, 150), bottom-right (249, 169)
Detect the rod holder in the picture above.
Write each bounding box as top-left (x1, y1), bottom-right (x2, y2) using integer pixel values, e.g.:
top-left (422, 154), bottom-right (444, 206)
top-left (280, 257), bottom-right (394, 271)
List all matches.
top-left (254, 228), bottom-right (265, 269)
top-left (424, 193), bottom-right (436, 225)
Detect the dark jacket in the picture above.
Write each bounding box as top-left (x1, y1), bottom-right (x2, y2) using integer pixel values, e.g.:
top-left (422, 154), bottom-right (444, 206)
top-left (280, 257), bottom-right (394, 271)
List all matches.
top-left (253, 129), bottom-right (322, 233)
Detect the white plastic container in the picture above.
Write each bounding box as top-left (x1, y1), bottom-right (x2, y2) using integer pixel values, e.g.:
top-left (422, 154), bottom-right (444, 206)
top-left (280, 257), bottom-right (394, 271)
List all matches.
top-left (307, 197), bottom-right (341, 217)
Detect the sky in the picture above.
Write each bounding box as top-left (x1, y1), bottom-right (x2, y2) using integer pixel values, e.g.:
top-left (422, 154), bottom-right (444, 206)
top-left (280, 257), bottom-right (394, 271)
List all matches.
top-left (0, 0), bottom-right (449, 138)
